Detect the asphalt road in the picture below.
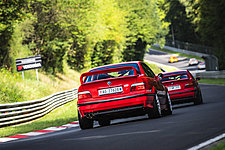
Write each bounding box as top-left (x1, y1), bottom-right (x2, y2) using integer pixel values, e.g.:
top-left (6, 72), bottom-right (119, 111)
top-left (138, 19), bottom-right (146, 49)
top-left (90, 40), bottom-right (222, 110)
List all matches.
top-left (144, 48), bottom-right (203, 71)
top-left (0, 84), bottom-right (225, 150)
top-left (0, 49), bottom-right (224, 150)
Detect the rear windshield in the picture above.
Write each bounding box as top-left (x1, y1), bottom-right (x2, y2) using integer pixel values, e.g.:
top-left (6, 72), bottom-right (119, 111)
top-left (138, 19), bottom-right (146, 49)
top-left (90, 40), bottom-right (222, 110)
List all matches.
top-left (85, 63), bottom-right (140, 83)
top-left (160, 74), bottom-right (189, 82)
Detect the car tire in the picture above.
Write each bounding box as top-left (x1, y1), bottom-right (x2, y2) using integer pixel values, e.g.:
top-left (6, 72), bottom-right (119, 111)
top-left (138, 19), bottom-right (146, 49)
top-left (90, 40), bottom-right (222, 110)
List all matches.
top-left (78, 111), bottom-right (93, 130)
top-left (194, 90), bottom-right (203, 105)
top-left (163, 91), bottom-right (173, 116)
top-left (148, 93), bottom-right (161, 119)
top-left (98, 118), bottom-right (110, 126)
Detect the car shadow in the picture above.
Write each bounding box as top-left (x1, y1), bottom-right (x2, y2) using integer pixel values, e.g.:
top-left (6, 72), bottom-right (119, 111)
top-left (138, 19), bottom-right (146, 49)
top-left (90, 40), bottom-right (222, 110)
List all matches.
top-left (172, 102), bottom-right (205, 109)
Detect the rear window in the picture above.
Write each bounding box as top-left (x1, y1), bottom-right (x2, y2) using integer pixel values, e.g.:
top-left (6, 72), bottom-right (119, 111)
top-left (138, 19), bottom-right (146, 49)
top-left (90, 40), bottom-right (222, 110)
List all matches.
top-left (160, 74), bottom-right (189, 82)
top-left (85, 63), bottom-right (140, 83)
top-left (91, 63), bottom-right (140, 72)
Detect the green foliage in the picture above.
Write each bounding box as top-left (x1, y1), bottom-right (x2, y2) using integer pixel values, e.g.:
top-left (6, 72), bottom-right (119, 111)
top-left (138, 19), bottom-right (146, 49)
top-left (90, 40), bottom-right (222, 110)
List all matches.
top-left (0, 68), bottom-right (24, 103)
top-left (0, 0), bottom-right (28, 68)
top-left (121, 0), bottom-right (169, 62)
top-left (165, 0), bottom-right (225, 70)
top-left (1, 0), bottom-right (169, 74)
top-left (162, 0), bottom-right (199, 43)
top-left (91, 40), bottom-right (118, 67)
top-left (210, 140), bottom-right (225, 150)
top-left (197, 0), bottom-right (225, 70)
top-left (25, 0), bottom-right (70, 74)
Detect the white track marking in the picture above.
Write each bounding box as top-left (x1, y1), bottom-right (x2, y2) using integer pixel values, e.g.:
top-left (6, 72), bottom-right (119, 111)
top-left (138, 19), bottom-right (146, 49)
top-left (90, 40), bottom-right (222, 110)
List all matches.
top-left (188, 133), bottom-right (225, 150)
top-left (0, 138), bottom-right (18, 142)
top-left (44, 127), bottom-right (67, 131)
top-left (62, 124), bottom-right (79, 127)
top-left (20, 132), bottom-right (46, 136)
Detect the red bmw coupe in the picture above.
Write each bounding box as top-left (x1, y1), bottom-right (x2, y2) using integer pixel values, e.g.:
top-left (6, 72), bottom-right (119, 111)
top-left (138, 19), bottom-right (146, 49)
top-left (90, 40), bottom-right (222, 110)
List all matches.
top-left (156, 70), bottom-right (203, 105)
top-left (77, 61), bottom-right (172, 129)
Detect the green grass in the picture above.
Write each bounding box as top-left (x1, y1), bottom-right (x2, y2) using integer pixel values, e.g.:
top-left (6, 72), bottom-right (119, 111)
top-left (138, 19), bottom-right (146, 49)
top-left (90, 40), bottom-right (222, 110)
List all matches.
top-left (0, 100), bottom-right (78, 138)
top-left (144, 61), bottom-right (162, 75)
top-left (151, 45), bottom-right (204, 61)
top-left (199, 79), bottom-right (225, 85)
top-left (144, 61), bottom-right (177, 75)
top-left (209, 139), bottom-right (225, 150)
top-left (0, 68), bottom-right (81, 104)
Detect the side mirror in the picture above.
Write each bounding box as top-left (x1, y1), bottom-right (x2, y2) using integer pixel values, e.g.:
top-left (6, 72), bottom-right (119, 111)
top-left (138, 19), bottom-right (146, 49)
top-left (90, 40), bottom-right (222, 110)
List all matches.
top-left (157, 73), bottom-right (163, 79)
top-left (196, 76), bottom-right (201, 81)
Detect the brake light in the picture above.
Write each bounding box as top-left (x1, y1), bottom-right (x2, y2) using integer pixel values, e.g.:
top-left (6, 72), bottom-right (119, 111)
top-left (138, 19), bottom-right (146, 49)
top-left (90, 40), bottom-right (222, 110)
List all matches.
top-left (185, 82), bottom-right (193, 88)
top-left (131, 82), bottom-right (145, 91)
top-left (78, 91), bottom-right (92, 100)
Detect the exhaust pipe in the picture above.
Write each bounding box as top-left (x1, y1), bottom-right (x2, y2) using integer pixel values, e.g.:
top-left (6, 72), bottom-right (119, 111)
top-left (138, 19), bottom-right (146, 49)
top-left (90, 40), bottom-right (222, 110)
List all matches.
top-left (85, 113), bottom-right (94, 119)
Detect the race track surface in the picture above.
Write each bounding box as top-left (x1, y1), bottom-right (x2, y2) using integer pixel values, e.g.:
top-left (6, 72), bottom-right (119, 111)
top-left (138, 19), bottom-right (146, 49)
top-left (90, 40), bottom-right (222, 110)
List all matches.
top-left (1, 50), bottom-right (224, 150)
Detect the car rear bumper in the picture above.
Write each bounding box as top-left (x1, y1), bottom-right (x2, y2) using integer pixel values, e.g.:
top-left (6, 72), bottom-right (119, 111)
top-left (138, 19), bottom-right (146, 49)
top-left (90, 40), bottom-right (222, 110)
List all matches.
top-left (169, 90), bottom-right (196, 104)
top-left (78, 92), bottom-right (155, 118)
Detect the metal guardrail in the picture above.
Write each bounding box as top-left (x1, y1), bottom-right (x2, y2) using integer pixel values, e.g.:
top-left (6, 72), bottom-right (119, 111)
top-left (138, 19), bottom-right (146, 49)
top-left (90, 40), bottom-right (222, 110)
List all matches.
top-left (166, 39), bottom-right (214, 55)
top-left (196, 70), bottom-right (225, 79)
top-left (0, 88), bottom-right (78, 128)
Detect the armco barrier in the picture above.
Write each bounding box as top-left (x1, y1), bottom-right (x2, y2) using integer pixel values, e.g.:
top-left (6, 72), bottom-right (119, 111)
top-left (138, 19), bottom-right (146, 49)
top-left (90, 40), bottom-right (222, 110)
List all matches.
top-left (0, 88), bottom-right (78, 128)
top-left (196, 71), bottom-right (225, 79)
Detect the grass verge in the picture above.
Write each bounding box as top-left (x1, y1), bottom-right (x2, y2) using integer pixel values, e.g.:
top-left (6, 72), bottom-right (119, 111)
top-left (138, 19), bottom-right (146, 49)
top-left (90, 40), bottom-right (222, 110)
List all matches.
top-left (144, 61), bottom-right (177, 75)
top-left (199, 79), bottom-right (225, 85)
top-left (0, 68), bottom-right (80, 104)
top-left (0, 100), bottom-right (77, 138)
top-left (209, 139), bottom-right (225, 150)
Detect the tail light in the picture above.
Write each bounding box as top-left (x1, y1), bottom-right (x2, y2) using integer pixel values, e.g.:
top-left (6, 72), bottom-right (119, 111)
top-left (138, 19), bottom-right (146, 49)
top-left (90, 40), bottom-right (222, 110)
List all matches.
top-left (78, 91), bottom-right (92, 100)
top-left (131, 82), bottom-right (145, 91)
top-left (185, 82), bottom-right (193, 88)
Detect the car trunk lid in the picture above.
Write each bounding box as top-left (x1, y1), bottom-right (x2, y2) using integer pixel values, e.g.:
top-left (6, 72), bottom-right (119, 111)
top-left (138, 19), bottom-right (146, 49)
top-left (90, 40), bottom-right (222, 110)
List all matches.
top-left (80, 66), bottom-right (139, 98)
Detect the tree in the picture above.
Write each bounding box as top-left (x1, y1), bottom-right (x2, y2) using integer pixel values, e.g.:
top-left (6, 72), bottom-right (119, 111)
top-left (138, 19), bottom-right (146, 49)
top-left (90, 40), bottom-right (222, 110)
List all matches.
top-left (181, 0), bottom-right (225, 70)
top-left (0, 0), bottom-right (27, 68)
top-left (197, 0), bottom-right (225, 70)
top-left (25, 0), bottom-right (70, 74)
top-left (162, 0), bottom-right (199, 43)
top-left (119, 0), bottom-right (169, 61)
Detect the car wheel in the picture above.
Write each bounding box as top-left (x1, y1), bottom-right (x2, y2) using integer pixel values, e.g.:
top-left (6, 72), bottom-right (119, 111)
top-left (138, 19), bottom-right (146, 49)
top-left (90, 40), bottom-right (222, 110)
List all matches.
top-left (98, 118), bottom-right (110, 126)
top-left (148, 93), bottom-right (161, 119)
top-left (78, 111), bottom-right (93, 130)
top-left (194, 90), bottom-right (203, 105)
top-left (165, 91), bottom-right (172, 115)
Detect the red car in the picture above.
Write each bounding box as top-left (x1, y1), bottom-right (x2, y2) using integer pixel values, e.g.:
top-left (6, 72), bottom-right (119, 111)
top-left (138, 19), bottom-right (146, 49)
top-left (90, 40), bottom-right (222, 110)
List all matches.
top-left (77, 61), bottom-right (172, 129)
top-left (156, 70), bottom-right (203, 105)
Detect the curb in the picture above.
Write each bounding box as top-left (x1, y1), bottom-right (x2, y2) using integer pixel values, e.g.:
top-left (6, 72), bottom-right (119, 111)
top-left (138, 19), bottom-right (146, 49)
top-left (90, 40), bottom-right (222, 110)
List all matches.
top-left (0, 121), bottom-right (79, 143)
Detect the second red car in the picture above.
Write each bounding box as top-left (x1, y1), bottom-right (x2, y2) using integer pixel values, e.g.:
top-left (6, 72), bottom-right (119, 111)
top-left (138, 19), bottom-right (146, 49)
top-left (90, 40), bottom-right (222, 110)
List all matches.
top-left (156, 70), bottom-right (203, 105)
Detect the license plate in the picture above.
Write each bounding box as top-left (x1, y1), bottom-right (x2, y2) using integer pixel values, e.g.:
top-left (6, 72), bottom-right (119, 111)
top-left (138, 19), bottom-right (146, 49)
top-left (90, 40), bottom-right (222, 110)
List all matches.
top-left (167, 85), bottom-right (181, 91)
top-left (98, 86), bottom-right (123, 96)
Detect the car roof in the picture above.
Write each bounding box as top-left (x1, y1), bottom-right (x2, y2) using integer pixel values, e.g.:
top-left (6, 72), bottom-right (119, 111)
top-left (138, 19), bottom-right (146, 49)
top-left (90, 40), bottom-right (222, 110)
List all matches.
top-left (89, 61), bottom-right (142, 71)
top-left (160, 70), bottom-right (188, 76)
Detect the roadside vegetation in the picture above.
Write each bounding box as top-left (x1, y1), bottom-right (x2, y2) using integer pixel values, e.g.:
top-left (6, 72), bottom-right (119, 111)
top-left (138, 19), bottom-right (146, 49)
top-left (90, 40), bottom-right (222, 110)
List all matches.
top-left (199, 79), bottom-right (225, 86)
top-left (150, 45), bottom-right (204, 61)
top-left (0, 67), bottom-right (80, 104)
top-left (210, 139), bottom-right (225, 150)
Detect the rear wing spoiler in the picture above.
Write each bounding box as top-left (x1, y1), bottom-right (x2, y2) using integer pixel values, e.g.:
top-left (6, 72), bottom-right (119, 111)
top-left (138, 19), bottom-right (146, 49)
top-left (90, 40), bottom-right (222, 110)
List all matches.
top-left (80, 66), bottom-right (137, 84)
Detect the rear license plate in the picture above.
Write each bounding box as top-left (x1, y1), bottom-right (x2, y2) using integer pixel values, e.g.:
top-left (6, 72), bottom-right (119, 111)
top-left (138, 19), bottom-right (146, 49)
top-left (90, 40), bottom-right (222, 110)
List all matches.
top-left (167, 85), bottom-right (181, 91)
top-left (98, 86), bottom-right (123, 96)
